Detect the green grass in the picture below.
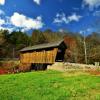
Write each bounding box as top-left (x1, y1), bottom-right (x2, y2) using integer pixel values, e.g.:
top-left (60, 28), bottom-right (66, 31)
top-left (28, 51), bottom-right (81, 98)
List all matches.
top-left (0, 70), bottom-right (100, 100)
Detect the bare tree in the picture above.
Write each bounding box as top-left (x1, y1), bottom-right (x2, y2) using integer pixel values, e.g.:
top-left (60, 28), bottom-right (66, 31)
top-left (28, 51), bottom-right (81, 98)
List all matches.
top-left (83, 32), bottom-right (88, 64)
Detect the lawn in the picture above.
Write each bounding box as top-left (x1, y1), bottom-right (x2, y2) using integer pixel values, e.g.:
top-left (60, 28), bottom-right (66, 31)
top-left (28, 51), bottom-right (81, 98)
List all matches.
top-left (0, 70), bottom-right (100, 100)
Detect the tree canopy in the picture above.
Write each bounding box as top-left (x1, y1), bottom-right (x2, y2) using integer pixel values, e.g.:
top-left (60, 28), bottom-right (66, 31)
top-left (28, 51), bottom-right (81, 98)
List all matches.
top-left (0, 29), bottom-right (100, 64)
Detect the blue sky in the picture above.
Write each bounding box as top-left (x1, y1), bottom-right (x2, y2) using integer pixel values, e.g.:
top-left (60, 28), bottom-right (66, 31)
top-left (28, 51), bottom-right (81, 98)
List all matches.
top-left (0, 0), bottom-right (100, 34)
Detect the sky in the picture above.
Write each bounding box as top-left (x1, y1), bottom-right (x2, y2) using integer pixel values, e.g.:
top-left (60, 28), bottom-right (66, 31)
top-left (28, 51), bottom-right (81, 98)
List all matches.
top-left (0, 0), bottom-right (100, 34)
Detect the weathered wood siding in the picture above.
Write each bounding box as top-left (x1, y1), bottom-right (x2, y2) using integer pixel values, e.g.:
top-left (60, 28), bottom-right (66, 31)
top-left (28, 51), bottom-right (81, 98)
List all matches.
top-left (20, 48), bottom-right (58, 64)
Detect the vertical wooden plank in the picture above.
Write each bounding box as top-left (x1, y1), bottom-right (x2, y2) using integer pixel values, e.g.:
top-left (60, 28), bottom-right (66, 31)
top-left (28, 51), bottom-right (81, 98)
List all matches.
top-left (34, 51), bottom-right (36, 63)
top-left (32, 52), bottom-right (35, 63)
top-left (52, 48), bottom-right (58, 63)
top-left (35, 51), bottom-right (37, 63)
top-left (24, 53), bottom-right (26, 63)
top-left (43, 50), bottom-right (45, 63)
top-left (40, 51), bottom-right (42, 63)
top-left (36, 51), bottom-right (38, 63)
top-left (20, 47), bottom-right (58, 64)
top-left (30, 52), bottom-right (32, 63)
top-left (26, 53), bottom-right (28, 63)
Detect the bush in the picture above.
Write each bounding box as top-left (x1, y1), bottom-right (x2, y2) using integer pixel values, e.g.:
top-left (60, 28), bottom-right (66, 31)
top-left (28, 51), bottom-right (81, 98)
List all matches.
top-left (0, 60), bottom-right (20, 70)
top-left (19, 63), bottom-right (31, 72)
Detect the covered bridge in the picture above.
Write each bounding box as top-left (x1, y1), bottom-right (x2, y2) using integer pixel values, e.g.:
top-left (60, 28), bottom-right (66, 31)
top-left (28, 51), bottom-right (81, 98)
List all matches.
top-left (20, 39), bottom-right (67, 70)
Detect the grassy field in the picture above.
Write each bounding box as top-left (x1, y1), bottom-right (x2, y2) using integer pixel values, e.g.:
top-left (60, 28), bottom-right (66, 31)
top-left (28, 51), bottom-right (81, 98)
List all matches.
top-left (0, 70), bottom-right (100, 100)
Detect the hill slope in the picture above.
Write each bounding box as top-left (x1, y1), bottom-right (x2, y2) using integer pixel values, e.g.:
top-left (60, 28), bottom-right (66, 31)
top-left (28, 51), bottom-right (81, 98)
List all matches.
top-left (0, 71), bottom-right (100, 100)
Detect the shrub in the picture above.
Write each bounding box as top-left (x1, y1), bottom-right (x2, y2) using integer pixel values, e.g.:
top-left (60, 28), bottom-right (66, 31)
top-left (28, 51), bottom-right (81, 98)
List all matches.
top-left (19, 63), bottom-right (31, 72)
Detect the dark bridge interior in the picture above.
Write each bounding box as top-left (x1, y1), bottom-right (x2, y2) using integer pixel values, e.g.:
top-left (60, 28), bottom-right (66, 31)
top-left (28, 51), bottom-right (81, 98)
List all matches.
top-left (56, 41), bottom-right (67, 62)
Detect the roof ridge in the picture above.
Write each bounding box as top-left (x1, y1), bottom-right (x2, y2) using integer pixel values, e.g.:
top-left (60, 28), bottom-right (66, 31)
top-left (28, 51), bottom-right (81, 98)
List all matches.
top-left (20, 39), bottom-right (64, 52)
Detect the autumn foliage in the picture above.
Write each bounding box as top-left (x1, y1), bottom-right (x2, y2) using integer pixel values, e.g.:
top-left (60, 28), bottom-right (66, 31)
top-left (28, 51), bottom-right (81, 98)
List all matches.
top-left (0, 29), bottom-right (100, 64)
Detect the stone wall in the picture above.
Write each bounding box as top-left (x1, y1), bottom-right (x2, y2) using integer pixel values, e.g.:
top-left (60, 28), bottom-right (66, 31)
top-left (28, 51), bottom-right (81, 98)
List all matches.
top-left (48, 62), bottom-right (100, 71)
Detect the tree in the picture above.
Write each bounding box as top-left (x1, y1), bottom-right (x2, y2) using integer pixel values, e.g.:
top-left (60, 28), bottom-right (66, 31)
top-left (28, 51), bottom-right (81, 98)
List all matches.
top-left (64, 35), bottom-right (78, 63)
top-left (0, 30), bottom-right (10, 58)
top-left (32, 30), bottom-right (47, 45)
top-left (43, 29), bottom-right (64, 43)
top-left (86, 32), bottom-right (100, 63)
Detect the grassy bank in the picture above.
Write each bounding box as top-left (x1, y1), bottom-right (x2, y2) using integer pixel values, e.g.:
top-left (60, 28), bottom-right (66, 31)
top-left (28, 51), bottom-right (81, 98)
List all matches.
top-left (0, 70), bottom-right (100, 100)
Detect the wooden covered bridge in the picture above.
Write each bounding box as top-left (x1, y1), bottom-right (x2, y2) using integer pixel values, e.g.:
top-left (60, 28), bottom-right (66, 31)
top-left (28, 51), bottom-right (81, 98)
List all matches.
top-left (20, 39), bottom-right (67, 70)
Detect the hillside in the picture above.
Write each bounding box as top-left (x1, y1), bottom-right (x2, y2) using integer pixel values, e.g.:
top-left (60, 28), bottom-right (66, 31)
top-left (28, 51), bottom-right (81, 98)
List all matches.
top-left (0, 30), bottom-right (100, 64)
top-left (0, 70), bottom-right (100, 100)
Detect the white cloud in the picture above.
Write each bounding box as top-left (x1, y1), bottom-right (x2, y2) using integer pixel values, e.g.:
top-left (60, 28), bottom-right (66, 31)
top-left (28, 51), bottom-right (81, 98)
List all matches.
top-left (79, 28), bottom-right (93, 34)
top-left (0, 9), bottom-right (5, 15)
top-left (0, 0), bottom-right (5, 5)
top-left (33, 0), bottom-right (41, 5)
top-left (58, 29), bottom-right (65, 33)
top-left (54, 13), bottom-right (82, 24)
top-left (0, 12), bottom-right (44, 32)
top-left (86, 28), bottom-right (92, 32)
top-left (0, 16), bottom-right (14, 32)
top-left (10, 12), bottom-right (44, 30)
top-left (53, 13), bottom-right (69, 24)
top-left (93, 11), bottom-right (100, 16)
top-left (68, 13), bottom-right (82, 22)
top-left (0, 26), bottom-right (14, 33)
top-left (83, 0), bottom-right (100, 10)
top-left (79, 30), bottom-right (84, 34)
top-left (0, 18), bottom-right (5, 25)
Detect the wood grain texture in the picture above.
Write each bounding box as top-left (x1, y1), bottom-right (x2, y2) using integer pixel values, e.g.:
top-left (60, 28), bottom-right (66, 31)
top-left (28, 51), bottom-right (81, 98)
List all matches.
top-left (20, 48), bottom-right (58, 64)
